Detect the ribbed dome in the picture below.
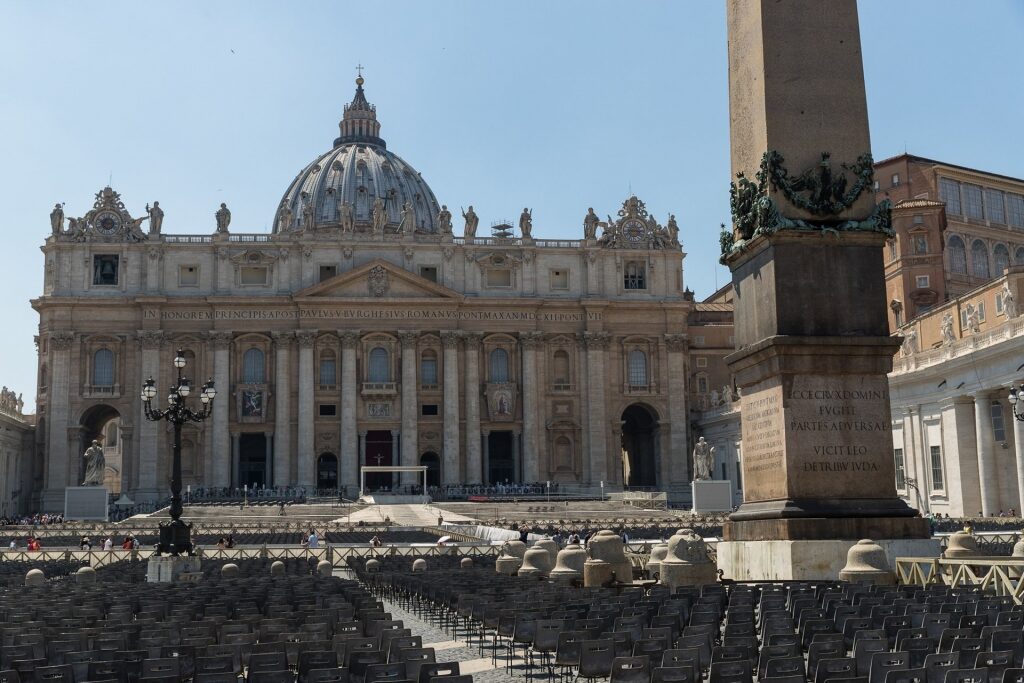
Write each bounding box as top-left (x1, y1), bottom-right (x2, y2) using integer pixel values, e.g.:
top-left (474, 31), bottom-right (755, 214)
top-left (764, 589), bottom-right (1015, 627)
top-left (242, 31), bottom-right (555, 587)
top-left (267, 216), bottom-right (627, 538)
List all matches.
top-left (274, 78), bottom-right (441, 235)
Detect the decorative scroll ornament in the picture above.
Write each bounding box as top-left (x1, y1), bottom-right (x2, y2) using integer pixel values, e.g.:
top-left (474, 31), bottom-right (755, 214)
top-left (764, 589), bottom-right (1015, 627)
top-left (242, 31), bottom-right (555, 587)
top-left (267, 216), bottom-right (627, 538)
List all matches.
top-left (721, 150), bottom-right (893, 263)
top-left (57, 186), bottom-right (148, 243)
top-left (367, 265), bottom-right (389, 297)
top-left (597, 195), bottom-right (673, 250)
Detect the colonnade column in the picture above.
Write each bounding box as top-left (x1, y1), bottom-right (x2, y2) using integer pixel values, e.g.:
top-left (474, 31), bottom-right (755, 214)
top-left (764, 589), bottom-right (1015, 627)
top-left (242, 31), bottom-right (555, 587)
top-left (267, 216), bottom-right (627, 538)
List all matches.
top-left (463, 333), bottom-right (483, 484)
top-left (136, 330), bottom-right (164, 498)
top-left (584, 332), bottom-right (610, 485)
top-left (398, 331), bottom-right (419, 483)
top-left (1014, 410), bottom-right (1024, 516)
top-left (209, 331), bottom-right (232, 489)
top-left (973, 392), bottom-right (997, 516)
top-left (339, 330), bottom-right (360, 496)
top-left (520, 331), bottom-right (543, 482)
top-left (441, 331), bottom-right (462, 484)
top-left (295, 330), bottom-right (317, 488)
top-left (271, 332), bottom-right (293, 487)
top-left (664, 334), bottom-right (690, 484)
top-left (44, 331), bottom-right (75, 507)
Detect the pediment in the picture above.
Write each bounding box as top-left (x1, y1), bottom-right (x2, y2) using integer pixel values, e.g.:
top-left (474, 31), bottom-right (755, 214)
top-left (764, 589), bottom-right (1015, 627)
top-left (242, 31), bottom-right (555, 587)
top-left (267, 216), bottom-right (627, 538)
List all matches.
top-left (294, 259), bottom-right (463, 300)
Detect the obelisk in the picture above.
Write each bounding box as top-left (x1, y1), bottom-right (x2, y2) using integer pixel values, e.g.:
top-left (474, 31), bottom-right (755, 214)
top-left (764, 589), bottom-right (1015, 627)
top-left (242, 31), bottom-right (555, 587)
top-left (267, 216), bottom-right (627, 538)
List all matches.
top-left (718, 0), bottom-right (938, 580)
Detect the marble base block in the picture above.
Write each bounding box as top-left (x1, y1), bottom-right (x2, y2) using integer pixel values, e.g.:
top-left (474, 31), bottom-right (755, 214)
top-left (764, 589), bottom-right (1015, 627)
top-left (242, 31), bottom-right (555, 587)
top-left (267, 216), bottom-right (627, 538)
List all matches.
top-left (717, 537), bottom-right (941, 581)
top-left (147, 556), bottom-right (203, 583)
top-left (64, 486), bottom-right (108, 521)
top-left (692, 480), bottom-right (734, 513)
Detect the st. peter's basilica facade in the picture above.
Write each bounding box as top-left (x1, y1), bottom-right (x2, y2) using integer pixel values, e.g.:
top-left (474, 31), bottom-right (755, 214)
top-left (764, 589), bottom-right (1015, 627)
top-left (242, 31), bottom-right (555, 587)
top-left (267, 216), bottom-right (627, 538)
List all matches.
top-left (31, 78), bottom-right (694, 510)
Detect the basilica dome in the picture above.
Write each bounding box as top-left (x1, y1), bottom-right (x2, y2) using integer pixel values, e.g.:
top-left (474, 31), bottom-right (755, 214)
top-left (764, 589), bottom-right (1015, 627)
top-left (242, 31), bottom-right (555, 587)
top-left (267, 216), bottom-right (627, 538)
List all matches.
top-left (274, 77), bottom-right (442, 234)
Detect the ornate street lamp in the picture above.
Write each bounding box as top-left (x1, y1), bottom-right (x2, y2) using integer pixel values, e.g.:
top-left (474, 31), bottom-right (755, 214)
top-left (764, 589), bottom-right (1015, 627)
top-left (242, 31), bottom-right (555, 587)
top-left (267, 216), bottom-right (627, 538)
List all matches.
top-left (141, 349), bottom-right (216, 555)
top-left (1009, 385), bottom-right (1024, 422)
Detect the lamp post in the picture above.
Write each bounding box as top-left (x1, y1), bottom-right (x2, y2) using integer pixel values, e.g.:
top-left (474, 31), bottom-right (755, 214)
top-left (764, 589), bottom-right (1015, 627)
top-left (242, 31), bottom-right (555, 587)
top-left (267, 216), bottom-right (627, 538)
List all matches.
top-left (141, 349), bottom-right (216, 555)
top-left (1009, 384), bottom-right (1024, 421)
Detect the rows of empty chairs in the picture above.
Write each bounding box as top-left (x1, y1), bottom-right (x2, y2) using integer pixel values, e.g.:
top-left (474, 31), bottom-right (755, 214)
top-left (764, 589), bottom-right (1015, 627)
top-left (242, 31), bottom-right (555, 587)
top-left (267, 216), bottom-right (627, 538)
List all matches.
top-left (0, 558), bottom-right (89, 588)
top-left (3, 530), bottom-right (445, 549)
top-left (358, 559), bottom-right (1024, 683)
top-left (0, 557), bottom-right (473, 683)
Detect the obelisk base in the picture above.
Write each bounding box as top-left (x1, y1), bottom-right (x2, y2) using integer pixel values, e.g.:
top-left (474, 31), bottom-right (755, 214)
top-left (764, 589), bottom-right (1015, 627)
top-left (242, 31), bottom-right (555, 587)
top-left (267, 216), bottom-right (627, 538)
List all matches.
top-left (724, 515), bottom-right (930, 541)
top-left (717, 537), bottom-right (940, 581)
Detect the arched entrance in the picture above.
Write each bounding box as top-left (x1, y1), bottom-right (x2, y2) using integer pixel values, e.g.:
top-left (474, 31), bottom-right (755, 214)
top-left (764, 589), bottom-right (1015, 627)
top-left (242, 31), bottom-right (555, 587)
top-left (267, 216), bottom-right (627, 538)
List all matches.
top-left (364, 430), bottom-right (394, 490)
top-left (79, 404), bottom-right (122, 494)
top-left (317, 452), bottom-right (338, 491)
top-left (420, 452), bottom-right (440, 488)
top-left (621, 404), bottom-right (659, 488)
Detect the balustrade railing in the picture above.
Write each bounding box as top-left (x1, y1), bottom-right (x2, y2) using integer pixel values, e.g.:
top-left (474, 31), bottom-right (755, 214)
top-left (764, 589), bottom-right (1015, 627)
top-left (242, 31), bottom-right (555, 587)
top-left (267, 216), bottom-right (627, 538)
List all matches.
top-left (896, 556), bottom-right (1024, 603)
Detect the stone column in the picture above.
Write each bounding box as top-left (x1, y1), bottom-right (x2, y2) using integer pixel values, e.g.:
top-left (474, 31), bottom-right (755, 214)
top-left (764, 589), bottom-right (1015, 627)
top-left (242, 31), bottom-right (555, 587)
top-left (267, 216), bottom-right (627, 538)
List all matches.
top-left (271, 332), bottom-right (293, 487)
top-left (973, 392), bottom-right (997, 517)
top-left (584, 332), bottom-right (610, 485)
top-left (664, 334), bottom-right (690, 484)
top-left (43, 331), bottom-right (75, 508)
top-left (441, 331), bottom-right (462, 484)
top-left (464, 333), bottom-right (483, 484)
top-left (520, 331), bottom-right (544, 482)
top-left (209, 331), bottom-right (232, 489)
top-left (295, 330), bottom-right (317, 488)
top-left (339, 330), bottom-right (360, 495)
top-left (136, 330), bottom-right (164, 499)
top-left (398, 331), bottom-right (419, 483)
top-left (1014, 414), bottom-right (1024, 517)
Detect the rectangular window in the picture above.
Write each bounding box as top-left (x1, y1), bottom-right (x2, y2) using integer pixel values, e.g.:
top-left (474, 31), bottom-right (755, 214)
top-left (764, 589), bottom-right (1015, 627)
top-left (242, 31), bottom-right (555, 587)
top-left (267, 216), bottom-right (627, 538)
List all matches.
top-left (179, 265), bottom-right (199, 286)
top-left (240, 266), bottom-right (268, 286)
top-left (977, 301), bottom-right (986, 322)
top-left (939, 178), bottom-right (962, 215)
top-left (550, 269), bottom-right (569, 290)
top-left (913, 214), bottom-right (924, 225)
top-left (92, 255), bottom-right (119, 286)
top-left (421, 404), bottom-right (438, 416)
top-left (419, 266), bottom-right (438, 283)
top-left (420, 357), bottom-right (438, 386)
top-left (991, 400), bottom-right (1007, 443)
top-left (693, 336), bottom-right (705, 346)
top-left (696, 375), bottom-right (708, 394)
top-left (894, 448), bottom-right (906, 490)
top-left (916, 275), bottom-right (930, 289)
top-left (696, 357), bottom-right (708, 368)
top-left (319, 358), bottom-right (336, 386)
top-left (624, 261), bottom-right (647, 290)
top-left (486, 269), bottom-right (512, 287)
top-left (985, 189), bottom-right (1006, 224)
top-left (914, 236), bottom-right (928, 254)
top-left (930, 445), bottom-right (944, 490)
top-left (889, 240), bottom-right (897, 261)
top-left (1008, 193), bottom-right (1024, 228)
top-left (964, 184), bottom-right (985, 220)
top-left (891, 173), bottom-right (900, 187)
top-left (318, 404), bottom-right (337, 417)
top-left (319, 265), bottom-right (337, 282)
top-left (997, 292), bottom-right (1005, 315)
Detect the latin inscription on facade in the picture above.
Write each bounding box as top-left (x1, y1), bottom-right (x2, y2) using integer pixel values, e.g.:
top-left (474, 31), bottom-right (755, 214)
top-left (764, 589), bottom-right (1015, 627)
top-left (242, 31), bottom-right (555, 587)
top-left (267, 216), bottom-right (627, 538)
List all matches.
top-left (147, 308), bottom-right (602, 323)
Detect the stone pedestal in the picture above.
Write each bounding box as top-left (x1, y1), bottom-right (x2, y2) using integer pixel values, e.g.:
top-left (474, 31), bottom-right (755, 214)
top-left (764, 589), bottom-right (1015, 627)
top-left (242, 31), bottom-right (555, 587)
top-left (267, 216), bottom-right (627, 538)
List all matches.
top-left (692, 480), bottom-right (733, 513)
top-left (64, 486), bottom-right (108, 521)
top-left (717, 537), bottom-right (940, 581)
top-left (146, 555), bottom-right (202, 583)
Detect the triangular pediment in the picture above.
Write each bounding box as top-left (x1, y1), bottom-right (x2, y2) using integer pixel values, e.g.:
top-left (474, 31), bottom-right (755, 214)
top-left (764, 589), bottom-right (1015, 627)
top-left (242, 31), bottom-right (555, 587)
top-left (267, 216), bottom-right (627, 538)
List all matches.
top-left (294, 258), bottom-right (463, 300)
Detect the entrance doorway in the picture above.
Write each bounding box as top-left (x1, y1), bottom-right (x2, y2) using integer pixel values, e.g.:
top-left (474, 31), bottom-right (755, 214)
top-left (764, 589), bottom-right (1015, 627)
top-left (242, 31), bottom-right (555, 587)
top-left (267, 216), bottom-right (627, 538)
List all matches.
top-left (239, 433), bottom-right (267, 488)
top-left (420, 452), bottom-right (440, 488)
top-left (621, 404), bottom-right (659, 488)
top-left (317, 452), bottom-right (338, 491)
top-left (79, 404), bottom-right (121, 494)
top-left (488, 431), bottom-right (515, 484)
top-left (364, 430), bottom-right (394, 490)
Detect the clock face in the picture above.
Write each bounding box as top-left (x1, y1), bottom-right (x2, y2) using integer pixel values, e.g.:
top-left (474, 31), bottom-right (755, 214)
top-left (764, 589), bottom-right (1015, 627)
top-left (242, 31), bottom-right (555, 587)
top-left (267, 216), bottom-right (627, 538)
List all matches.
top-left (94, 211), bottom-right (121, 236)
top-left (623, 219), bottom-right (646, 243)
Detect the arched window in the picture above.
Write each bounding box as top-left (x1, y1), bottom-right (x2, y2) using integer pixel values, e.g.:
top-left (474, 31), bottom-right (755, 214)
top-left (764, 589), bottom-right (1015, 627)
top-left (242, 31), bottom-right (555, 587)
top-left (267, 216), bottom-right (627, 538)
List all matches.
top-left (994, 244), bottom-right (1010, 276)
top-left (1015, 247), bottom-right (1024, 266)
top-left (971, 240), bottom-right (990, 278)
top-left (628, 350), bottom-right (648, 387)
top-left (489, 348), bottom-right (509, 383)
top-left (319, 349), bottom-right (336, 386)
top-left (552, 350), bottom-right (570, 386)
top-left (93, 349), bottom-right (114, 386)
top-left (948, 236), bottom-right (967, 275)
top-left (243, 348), bottom-right (265, 384)
top-left (420, 350), bottom-right (438, 386)
top-left (368, 347), bottom-right (390, 382)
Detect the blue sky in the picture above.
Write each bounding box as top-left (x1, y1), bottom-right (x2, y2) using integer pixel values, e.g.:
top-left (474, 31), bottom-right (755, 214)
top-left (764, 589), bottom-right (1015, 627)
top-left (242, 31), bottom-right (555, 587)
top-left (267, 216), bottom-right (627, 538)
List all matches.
top-left (2, 1), bottom-right (1022, 411)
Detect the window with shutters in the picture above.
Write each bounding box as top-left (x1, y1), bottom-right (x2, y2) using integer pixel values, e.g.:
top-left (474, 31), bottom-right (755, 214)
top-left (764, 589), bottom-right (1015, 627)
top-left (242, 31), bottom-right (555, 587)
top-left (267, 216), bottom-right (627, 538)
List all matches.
top-left (243, 348), bottom-right (265, 384)
top-left (489, 348), bottom-right (509, 383)
top-left (368, 347), bottom-right (390, 382)
top-left (93, 349), bottom-right (114, 387)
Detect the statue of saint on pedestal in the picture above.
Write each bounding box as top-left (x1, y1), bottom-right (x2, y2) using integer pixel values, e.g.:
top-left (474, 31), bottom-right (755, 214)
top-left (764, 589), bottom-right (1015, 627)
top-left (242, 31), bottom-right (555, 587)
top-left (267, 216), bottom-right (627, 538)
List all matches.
top-left (338, 200), bottom-right (355, 233)
top-left (215, 203), bottom-right (231, 233)
top-left (82, 439), bottom-right (106, 486)
top-left (146, 201), bottom-right (164, 235)
top-left (437, 205), bottom-right (453, 234)
top-left (371, 197), bottom-right (387, 234)
top-left (519, 207), bottom-right (533, 238)
top-left (462, 205), bottom-right (478, 238)
top-left (50, 203), bottom-right (64, 236)
top-left (692, 437), bottom-right (715, 481)
top-left (583, 208), bottom-right (599, 239)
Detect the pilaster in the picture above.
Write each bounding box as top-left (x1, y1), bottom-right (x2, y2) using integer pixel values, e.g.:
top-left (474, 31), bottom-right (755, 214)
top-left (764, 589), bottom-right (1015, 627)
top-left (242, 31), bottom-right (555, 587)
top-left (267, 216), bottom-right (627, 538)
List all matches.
top-left (520, 331), bottom-right (544, 482)
top-left (208, 331), bottom-right (233, 489)
top-left (463, 332), bottom-right (483, 484)
top-left (398, 331), bottom-right (419, 483)
top-left (271, 331), bottom-right (293, 487)
top-left (339, 330), bottom-right (360, 493)
top-left (295, 329), bottom-right (317, 488)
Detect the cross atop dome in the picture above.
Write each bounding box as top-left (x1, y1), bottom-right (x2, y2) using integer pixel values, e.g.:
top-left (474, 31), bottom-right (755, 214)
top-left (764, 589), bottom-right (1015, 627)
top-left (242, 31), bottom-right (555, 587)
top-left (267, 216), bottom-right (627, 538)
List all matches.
top-left (335, 68), bottom-right (385, 148)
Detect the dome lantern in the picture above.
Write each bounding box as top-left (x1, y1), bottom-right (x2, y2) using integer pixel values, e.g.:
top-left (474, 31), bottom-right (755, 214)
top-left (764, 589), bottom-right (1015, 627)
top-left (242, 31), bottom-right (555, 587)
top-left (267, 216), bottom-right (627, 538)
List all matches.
top-left (334, 75), bottom-right (385, 149)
